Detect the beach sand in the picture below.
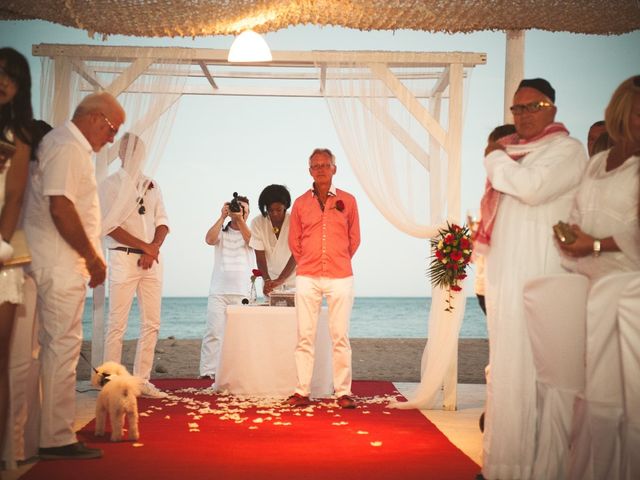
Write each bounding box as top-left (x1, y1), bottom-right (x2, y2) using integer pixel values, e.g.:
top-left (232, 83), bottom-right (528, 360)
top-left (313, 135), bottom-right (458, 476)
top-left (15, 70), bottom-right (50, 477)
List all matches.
top-left (78, 338), bottom-right (488, 384)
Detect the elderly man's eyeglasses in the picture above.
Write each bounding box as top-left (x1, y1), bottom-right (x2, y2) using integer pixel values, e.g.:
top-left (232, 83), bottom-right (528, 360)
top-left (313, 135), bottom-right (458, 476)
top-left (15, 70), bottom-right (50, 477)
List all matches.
top-left (310, 163), bottom-right (334, 171)
top-left (99, 112), bottom-right (118, 136)
top-left (510, 101), bottom-right (554, 116)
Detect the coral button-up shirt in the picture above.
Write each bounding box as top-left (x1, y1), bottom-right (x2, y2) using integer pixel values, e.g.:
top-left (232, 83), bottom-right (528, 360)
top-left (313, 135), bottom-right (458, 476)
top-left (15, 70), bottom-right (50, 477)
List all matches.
top-left (288, 185), bottom-right (360, 278)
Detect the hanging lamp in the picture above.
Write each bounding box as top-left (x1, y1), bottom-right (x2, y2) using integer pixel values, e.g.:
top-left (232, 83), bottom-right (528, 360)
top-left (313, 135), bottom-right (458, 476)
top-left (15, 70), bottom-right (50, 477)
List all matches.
top-left (227, 30), bottom-right (272, 63)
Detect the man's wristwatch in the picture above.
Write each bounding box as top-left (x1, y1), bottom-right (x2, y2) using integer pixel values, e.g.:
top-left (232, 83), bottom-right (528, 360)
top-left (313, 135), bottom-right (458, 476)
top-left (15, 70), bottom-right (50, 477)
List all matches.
top-left (592, 239), bottom-right (601, 257)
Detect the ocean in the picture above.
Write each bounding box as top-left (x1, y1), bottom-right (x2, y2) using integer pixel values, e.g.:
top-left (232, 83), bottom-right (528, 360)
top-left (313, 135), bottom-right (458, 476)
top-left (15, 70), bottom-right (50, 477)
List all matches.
top-left (82, 297), bottom-right (488, 340)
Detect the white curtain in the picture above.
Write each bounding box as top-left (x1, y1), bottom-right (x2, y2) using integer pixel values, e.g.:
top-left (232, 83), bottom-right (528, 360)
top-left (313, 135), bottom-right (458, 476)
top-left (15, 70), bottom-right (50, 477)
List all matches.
top-left (39, 46), bottom-right (193, 365)
top-left (318, 53), bottom-right (470, 409)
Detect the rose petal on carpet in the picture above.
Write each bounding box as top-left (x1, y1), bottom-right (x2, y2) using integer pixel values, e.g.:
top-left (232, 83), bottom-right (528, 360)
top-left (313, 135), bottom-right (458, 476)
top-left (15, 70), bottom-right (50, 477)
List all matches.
top-left (21, 380), bottom-right (479, 479)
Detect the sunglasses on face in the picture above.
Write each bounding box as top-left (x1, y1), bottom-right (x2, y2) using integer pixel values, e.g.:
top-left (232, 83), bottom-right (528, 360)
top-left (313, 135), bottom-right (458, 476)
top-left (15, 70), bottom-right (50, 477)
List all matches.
top-left (137, 196), bottom-right (146, 215)
top-left (509, 100), bottom-right (554, 116)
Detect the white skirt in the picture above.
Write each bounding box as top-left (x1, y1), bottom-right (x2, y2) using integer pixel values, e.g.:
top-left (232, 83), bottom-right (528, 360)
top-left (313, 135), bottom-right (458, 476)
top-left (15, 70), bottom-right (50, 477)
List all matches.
top-left (0, 265), bottom-right (24, 304)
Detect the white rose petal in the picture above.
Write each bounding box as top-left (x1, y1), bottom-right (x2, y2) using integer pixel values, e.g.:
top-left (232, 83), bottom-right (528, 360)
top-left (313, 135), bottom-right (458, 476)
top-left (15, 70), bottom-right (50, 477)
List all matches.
top-left (370, 441), bottom-right (383, 447)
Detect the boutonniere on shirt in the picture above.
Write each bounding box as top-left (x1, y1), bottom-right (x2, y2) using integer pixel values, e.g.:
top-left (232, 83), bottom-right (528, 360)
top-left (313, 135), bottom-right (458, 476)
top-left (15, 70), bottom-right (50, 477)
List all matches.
top-left (332, 199), bottom-right (345, 212)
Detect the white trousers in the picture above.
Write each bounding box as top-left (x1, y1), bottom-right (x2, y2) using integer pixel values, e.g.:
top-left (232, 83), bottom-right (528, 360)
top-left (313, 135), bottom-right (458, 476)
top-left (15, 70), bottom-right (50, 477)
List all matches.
top-left (294, 275), bottom-right (354, 398)
top-left (103, 251), bottom-right (163, 381)
top-left (199, 294), bottom-right (244, 376)
top-left (31, 266), bottom-right (86, 448)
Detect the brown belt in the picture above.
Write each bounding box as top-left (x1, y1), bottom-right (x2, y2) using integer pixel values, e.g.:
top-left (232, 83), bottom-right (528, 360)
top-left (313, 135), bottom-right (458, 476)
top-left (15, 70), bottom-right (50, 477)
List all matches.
top-left (110, 247), bottom-right (144, 255)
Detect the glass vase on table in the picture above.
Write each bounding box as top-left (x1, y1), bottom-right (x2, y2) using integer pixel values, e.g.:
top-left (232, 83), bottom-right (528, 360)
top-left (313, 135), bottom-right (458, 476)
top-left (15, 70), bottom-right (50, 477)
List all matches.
top-left (249, 280), bottom-right (258, 304)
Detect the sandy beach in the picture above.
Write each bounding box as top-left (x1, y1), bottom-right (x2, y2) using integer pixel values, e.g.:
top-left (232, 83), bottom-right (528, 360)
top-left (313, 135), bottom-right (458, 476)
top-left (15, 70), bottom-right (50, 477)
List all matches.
top-left (78, 337), bottom-right (488, 384)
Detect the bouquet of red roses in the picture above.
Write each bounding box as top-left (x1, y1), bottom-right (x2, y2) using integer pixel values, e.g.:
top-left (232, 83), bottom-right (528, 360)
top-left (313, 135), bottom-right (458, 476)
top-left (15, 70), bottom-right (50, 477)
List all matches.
top-left (429, 223), bottom-right (473, 312)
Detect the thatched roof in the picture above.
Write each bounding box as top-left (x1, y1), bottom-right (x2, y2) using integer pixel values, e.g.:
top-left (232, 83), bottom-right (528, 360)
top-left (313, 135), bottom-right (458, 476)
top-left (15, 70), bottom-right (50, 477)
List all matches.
top-left (1, 0), bottom-right (638, 38)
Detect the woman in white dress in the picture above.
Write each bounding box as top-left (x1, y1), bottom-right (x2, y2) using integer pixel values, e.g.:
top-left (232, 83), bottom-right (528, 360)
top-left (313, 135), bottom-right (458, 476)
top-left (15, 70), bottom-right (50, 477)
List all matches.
top-left (250, 184), bottom-right (296, 296)
top-left (0, 47), bottom-right (33, 457)
top-left (558, 75), bottom-right (640, 480)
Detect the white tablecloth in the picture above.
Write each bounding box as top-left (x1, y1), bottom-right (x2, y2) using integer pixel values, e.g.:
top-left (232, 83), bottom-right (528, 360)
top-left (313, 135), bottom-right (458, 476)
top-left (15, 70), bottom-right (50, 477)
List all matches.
top-left (215, 305), bottom-right (333, 397)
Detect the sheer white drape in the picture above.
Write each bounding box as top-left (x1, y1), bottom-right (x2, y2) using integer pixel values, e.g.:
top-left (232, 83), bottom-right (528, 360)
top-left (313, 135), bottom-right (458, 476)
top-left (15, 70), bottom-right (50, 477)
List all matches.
top-left (39, 47), bottom-right (193, 365)
top-left (319, 54), bottom-right (470, 410)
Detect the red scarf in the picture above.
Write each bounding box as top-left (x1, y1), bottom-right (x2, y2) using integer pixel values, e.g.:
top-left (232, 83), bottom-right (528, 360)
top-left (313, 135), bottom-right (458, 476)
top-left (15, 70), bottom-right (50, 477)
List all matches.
top-left (473, 122), bottom-right (570, 249)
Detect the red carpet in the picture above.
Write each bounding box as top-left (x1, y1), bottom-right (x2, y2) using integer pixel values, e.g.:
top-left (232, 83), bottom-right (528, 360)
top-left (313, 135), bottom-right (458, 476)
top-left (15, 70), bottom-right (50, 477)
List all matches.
top-left (22, 380), bottom-right (479, 479)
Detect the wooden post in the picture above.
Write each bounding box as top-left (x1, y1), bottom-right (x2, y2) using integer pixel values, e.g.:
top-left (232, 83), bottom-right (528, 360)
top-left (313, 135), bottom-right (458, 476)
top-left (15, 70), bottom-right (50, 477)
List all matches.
top-left (504, 30), bottom-right (525, 123)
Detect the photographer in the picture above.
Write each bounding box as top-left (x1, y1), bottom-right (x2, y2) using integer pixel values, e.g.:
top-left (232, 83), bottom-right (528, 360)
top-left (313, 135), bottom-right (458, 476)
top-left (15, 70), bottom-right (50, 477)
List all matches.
top-left (199, 194), bottom-right (254, 381)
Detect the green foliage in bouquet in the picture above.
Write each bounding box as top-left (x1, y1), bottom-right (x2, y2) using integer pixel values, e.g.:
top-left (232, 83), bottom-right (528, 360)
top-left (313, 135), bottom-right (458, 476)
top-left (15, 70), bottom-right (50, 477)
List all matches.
top-left (429, 223), bottom-right (473, 311)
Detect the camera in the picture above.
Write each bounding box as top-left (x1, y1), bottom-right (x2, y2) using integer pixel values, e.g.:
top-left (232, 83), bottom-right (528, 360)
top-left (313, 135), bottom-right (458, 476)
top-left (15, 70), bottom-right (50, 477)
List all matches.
top-left (229, 192), bottom-right (242, 213)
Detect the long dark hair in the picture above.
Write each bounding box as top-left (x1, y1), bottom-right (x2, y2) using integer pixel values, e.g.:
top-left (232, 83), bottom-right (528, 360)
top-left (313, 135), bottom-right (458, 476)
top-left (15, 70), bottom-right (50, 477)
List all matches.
top-left (0, 47), bottom-right (33, 145)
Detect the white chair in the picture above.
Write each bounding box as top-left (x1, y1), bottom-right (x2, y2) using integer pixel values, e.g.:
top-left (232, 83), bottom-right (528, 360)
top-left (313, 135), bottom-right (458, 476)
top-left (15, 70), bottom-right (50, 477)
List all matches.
top-left (617, 274), bottom-right (640, 480)
top-left (1, 275), bottom-right (40, 470)
top-left (523, 273), bottom-right (589, 480)
top-left (569, 271), bottom-right (639, 480)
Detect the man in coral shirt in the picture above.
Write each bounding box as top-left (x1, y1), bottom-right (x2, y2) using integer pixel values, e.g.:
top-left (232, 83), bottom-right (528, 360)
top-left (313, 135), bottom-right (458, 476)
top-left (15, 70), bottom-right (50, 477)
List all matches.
top-left (287, 148), bottom-right (360, 409)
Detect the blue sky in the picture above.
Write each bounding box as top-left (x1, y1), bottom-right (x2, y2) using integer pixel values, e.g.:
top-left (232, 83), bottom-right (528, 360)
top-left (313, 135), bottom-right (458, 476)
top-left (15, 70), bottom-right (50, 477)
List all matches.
top-left (1, 20), bottom-right (638, 296)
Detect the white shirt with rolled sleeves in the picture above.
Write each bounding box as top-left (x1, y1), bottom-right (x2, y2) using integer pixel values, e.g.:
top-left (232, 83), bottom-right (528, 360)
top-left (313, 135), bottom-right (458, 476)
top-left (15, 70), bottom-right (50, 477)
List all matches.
top-left (24, 120), bottom-right (102, 275)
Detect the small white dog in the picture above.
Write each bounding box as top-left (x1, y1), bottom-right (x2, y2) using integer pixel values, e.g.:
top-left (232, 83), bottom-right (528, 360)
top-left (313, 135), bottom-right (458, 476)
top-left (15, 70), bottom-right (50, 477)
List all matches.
top-left (91, 361), bottom-right (141, 442)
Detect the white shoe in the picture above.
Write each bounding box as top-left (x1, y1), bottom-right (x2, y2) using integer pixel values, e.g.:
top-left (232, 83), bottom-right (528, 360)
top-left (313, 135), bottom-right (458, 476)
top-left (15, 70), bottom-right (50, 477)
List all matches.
top-left (140, 381), bottom-right (168, 399)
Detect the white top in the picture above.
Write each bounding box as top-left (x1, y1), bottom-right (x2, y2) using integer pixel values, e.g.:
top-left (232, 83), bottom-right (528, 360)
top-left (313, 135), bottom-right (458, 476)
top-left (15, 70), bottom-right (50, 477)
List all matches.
top-left (24, 121), bottom-right (101, 275)
top-left (99, 173), bottom-right (170, 248)
top-left (0, 156), bottom-right (25, 304)
top-left (482, 134), bottom-right (587, 478)
top-left (249, 213), bottom-right (296, 289)
top-left (564, 150), bottom-right (640, 280)
top-left (209, 227), bottom-right (255, 295)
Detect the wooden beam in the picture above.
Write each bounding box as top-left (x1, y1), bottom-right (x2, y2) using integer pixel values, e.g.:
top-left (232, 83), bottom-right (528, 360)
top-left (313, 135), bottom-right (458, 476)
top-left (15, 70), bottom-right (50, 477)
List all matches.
top-left (369, 63), bottom-right (447, 147)
top-left (360, 96), bottom-right (430, 170)
top-left (70, 58), bottom-right (104, 91)
top-left (104, 57), bottom-right (155, 97)
top-left (198, 61), bottom-right (218, 90)
top-left (33, 44), bottom-right (487, 68)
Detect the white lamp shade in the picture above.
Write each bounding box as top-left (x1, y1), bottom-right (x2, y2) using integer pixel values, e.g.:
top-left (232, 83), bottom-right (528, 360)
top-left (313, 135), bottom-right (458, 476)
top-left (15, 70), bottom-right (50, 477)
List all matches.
top-left (228, 30), bottom-right (272, 63)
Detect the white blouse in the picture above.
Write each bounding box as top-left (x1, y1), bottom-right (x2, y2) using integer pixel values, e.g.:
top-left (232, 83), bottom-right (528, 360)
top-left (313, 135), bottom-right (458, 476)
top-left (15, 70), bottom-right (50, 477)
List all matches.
top-left (565, 150), bottom-right (640, 280)
top-left (249, 213), bottom-right (296, 289)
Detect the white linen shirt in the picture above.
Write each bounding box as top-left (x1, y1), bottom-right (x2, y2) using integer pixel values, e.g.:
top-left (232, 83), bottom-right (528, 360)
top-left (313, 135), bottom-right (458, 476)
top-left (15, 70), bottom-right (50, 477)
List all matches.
top-left (24, 121), bottom-right (101, 276)
top-left (249, 213), bottom-right (296, 289)
top-left (101, 175), bottom-right (170, 248)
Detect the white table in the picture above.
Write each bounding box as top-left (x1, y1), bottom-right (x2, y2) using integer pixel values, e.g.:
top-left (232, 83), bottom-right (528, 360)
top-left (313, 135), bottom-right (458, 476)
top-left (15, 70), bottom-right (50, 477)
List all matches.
top-left (215, 305), bottom-right (333, 397)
